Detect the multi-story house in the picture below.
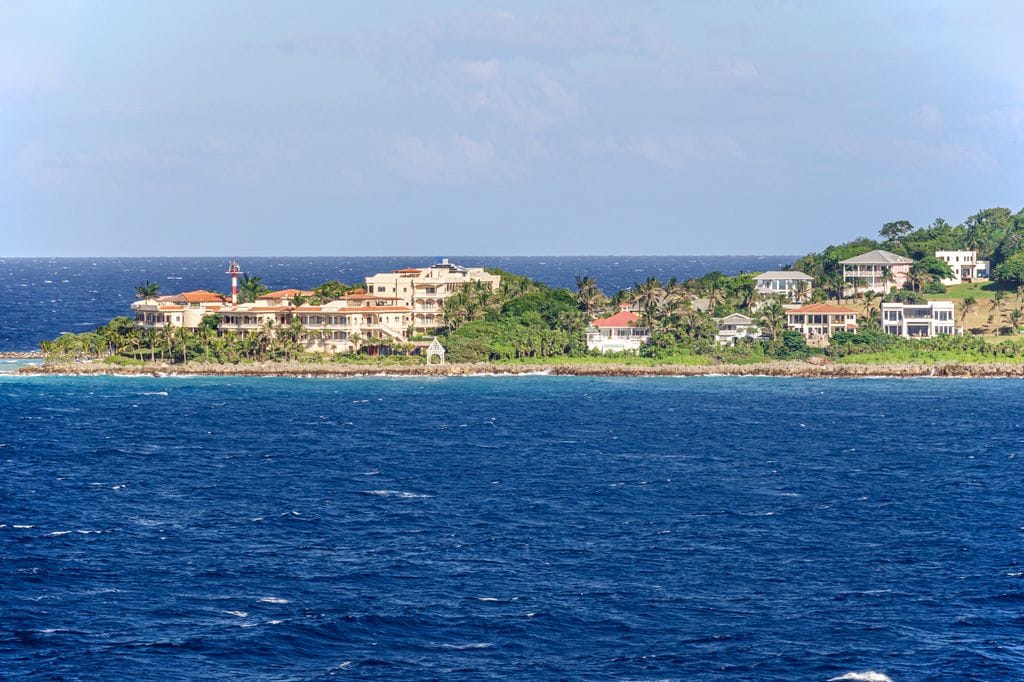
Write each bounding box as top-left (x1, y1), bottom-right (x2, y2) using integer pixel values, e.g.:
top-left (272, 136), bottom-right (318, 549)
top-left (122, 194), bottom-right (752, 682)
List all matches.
top-left (714, 313), bottom-right (761, 346)
top-left (935, 251), bottom-right (989, 285)
top-left (753, 271), bottom-right (814, 302)
top-left (881, 301), bottom-right (957, 338)
top-left (131, 290), bottom-right (227, 329)
top-left (840, 250), bottom-right (914, 294)
top-left (586, 311), bottom-right (650, 353)
top-left (785, 303), bottom-right (859, 343)
top-left (364, 258), bottom-right (501, 335)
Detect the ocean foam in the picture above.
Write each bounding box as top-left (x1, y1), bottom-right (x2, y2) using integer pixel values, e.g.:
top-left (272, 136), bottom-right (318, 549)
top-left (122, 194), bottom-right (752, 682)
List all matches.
top-left (829, 673), bottom-right (894, 682)
top-left (258, 597), bottom-right (289, 604)
top-left (362, 490), bottom-right (432, 499)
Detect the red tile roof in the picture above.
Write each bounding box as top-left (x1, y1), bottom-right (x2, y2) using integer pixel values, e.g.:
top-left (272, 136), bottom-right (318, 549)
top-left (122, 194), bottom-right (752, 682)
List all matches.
top-left (786, 303), bottom-right (858, 315)
top-left (393, 268), bottom-right (422, 273)
top-left (592, 310), bottom-right (642, 328)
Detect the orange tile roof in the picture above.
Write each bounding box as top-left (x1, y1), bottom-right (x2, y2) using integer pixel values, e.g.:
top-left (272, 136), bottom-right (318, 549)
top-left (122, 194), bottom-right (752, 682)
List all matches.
top-left (393, 268), bottom-right (422, 273)
top-left (157, 305), bottom-right (184, 311)
top-left (169, 290), bottom-right (227, 303)
top-left (592, 310), bottom-right (642, 328)
top-left (259, 289), bottom-right (314, 299)
top-left (786, 303), bottom-right (859, 315)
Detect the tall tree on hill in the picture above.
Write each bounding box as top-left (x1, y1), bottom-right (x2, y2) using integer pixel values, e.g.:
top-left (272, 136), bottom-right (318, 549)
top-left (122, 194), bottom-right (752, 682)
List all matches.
top-left (135, 281), bottom-right (160, 299)
top-left (793, 279), bottom-right (811, 304)
top-left (879, 219), bottom-right (915, 243)
top-left (960, 296), bottom-right (977, 332)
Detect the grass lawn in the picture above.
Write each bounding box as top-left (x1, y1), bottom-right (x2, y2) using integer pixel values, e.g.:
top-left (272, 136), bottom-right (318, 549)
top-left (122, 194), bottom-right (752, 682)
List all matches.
top-left (924, 280), bottom-right (1010, 301)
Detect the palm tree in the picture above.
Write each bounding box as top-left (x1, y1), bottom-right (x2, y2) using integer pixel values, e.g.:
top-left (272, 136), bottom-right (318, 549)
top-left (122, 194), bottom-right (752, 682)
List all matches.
top-left (239, 274), bottom-right (270, 303)
top-left (862, 290), bottom-right (879, 317)
top-left (1007, 308), bottom-right (1024, 334)
top-left (574, 275), bottom-right (600, 314)
top-left (880, 268), bottom-right (896, 293)
top-left (792, 280), bottom-right (811, 304)
top-left (135, 281), bottom-right (160, 299)
top-left (960, 296), bottom-right (976, 332)
top-left (756, 299), bottom-right (787, 341)
top-left (909, 269), bottom-right (928, 293)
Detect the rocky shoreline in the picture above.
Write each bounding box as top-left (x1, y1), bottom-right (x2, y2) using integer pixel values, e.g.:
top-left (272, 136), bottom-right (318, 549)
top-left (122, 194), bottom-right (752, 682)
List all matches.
top-left (16, 359), bottom-right (1024, 378)
top-left (0, 351), bottom-right (44, 359)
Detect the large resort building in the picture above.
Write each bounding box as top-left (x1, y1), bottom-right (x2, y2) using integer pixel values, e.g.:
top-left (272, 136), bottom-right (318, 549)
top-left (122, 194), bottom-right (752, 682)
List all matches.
top-left (365, 259), bottom-right (501, 335)
top-left (131, 259), bottom-right (499, 354)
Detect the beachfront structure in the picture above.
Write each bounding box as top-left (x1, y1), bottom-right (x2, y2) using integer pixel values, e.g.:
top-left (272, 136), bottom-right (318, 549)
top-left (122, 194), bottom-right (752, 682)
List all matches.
top-left (364, 258), bottom-right (501, 334)
top-left (881, 301), bottom-right (957, 338)
top-left (840, 250), bottom-right (914, 295)
top-left (715, 314), bottom-right (760, 346)
top-left (753, 271), bottom-right (814, 302)
top-left (785, 303), bottom-right (859, 343)
top-left (218, 293), bottom-right (413, 354)
top-left (935, 251), bottom-right (989, 285)
top-left (131, 290), bottom-right (227, 329)
top-left (586, 311), bottom-right (650, 353)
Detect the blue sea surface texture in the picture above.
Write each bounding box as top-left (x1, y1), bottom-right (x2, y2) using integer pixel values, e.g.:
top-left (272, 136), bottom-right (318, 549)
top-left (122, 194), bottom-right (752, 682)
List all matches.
top-left (2, 375), bottom-right (1022, 679)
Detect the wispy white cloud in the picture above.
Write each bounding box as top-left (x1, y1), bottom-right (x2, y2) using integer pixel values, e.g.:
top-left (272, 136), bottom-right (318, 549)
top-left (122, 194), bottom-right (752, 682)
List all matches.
top-left (380, 133), bottom-right (500, 184)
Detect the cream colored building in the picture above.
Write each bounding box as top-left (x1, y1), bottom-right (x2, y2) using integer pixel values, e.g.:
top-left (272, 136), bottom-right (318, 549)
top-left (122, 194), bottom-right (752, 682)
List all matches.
top-left (364, 258), bottom-right (500, 334)
top-left (217, 293), bottom-right (413, 354)
top-left (785, 303), bottom-right (859, 343)
top-left (132, 290), bottom-right (227, 329)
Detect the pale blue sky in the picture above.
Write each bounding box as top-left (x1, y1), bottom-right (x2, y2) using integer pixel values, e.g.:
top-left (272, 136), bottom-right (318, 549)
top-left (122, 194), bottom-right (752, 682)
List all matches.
top-left (2, 1), bottom-right (1021, 256)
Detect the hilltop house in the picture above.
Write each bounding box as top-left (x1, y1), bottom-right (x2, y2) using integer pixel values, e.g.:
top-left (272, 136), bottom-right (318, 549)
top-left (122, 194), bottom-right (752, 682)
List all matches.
top-left (586, 310), bottom-right (650, 353)
top-left (753, 271), bottom-right (814, 302)
top-left (935, 251), bottom-right (989, 285)
top-left (881, 301), bottom-right (957, 338)
top-left (364, 258), bottom-right (501, 335)
top-left (840, 250), bottom-right (914, 294)
top-left (785, 303), bottom-right (859, 343)
top-left (714, 314), bottom-right (760, 346)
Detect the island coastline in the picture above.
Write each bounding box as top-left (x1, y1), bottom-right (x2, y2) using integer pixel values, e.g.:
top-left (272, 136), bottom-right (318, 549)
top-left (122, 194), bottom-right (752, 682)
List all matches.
top-left (18, 359), bottom-right (1024, 378)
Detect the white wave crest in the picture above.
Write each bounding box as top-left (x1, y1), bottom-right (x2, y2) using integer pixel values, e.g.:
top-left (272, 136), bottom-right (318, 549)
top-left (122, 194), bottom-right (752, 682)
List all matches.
top-left (258, 597), bottom-right (289, 604)
top-left (440, 642), bottom-right (494, 650)
top-left (829, 672), bottom-right (894, 682)
top-left (362, 490), bottom-right (432, 499)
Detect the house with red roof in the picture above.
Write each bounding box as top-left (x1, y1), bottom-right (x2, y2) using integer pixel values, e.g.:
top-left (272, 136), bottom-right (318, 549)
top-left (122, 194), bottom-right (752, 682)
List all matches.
top-left (586, 310), bottom-right (650, 353)
top-left (785, 303), bottom-right (859, 343)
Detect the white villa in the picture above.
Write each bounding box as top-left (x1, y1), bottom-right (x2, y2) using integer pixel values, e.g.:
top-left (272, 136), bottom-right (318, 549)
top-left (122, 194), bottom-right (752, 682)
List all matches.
top-left (753, 271), bottom-right (814, 302)
top-left (785, 303), bottom-right (859, 343)
top-left (881, 301), bottom-right (957, 338)
top-left (586, 310), bottom-right (650, 353)
top-left (365, 258), bottom-right (501, 335)
top-left (840, 249), bottom-right (914, 294)
top-left (935, 251), bottom-right (989, 285)
top-left (715, 313), bottom-right (760, 346)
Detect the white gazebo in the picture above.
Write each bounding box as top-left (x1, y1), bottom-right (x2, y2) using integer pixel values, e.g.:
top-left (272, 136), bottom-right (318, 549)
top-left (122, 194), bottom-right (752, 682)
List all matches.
top-left (426, 337), bottom-right (445, 365)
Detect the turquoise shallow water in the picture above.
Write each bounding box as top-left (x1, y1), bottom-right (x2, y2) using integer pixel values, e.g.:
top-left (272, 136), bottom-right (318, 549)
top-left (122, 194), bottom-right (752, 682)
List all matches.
top-left (1, 375), bottom-right (1023, 680)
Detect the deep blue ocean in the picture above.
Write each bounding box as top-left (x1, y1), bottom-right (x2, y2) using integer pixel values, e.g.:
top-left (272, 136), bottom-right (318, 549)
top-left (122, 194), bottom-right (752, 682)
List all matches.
top-left (0, 256), bottom-right (793, 351)
top-left (2, 373), bottom-right (1023, 680)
